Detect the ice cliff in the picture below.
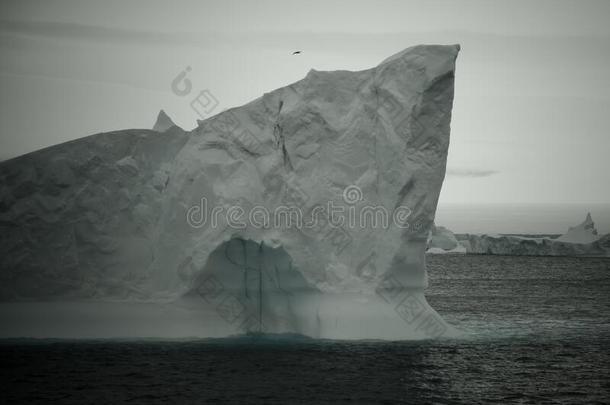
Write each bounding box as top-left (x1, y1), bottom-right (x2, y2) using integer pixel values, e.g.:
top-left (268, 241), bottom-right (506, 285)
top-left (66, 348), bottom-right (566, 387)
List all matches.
top-left (0, 44), bottom-right (460, 339)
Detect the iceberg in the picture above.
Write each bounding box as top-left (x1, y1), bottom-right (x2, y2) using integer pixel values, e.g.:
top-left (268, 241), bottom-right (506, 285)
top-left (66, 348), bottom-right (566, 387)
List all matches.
top-left (0, 44), bottom-right (461, 339)
top-left (426, 224), bottom-right (466, 254)
top-left (556, 212), bottom-right (600, 244)
top-left (456, 213), bottom-right (609, 257)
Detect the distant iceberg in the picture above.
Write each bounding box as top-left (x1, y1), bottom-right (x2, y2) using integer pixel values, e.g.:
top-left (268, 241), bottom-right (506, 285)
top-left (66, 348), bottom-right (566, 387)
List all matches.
top-left (555, 212), bottom-right (600, 244)
top-left (430, 213), bottom-right (610, 257)
top-left (426, 225), bottom-right (466, 254)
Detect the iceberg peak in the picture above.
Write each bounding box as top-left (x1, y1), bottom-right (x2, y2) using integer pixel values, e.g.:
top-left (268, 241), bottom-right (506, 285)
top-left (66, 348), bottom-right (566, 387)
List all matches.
top-left (153, 109), bottom-right (179, 132)
top-left (557, 212), bottom-right (600, 244)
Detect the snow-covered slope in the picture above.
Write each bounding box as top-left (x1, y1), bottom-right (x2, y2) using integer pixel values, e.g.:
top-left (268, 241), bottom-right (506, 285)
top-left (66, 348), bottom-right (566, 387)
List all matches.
top-left (0, 44), bottom-right (460, 339)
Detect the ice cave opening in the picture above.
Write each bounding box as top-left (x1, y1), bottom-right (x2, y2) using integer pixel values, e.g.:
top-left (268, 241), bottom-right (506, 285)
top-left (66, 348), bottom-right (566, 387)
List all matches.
top-left (185, 236), bottom-right (457, 340)
top-left (190, 237), bottom-right (321, 336)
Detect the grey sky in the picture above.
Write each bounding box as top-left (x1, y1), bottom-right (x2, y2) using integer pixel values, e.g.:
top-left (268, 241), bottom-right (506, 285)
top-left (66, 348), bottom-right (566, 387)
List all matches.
top-left (1, 0), bottom-right (609, 205)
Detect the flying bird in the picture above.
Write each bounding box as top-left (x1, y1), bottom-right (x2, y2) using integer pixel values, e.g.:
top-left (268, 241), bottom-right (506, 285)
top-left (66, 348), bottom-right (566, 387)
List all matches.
top-left (292, 51), bottom-right (302, 55)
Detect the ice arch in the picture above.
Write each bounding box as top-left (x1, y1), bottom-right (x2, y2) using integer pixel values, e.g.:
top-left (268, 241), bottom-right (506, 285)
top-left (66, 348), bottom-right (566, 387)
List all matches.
top-left (187, 237), bottom-right (455, 340)
top-left (191, 237), bottom-right (321, 336)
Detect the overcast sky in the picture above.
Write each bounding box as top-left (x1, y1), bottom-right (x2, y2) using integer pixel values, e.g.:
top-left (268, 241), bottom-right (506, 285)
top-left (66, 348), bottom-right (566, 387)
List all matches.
top-left (1, 0), bottom-right (609, 206)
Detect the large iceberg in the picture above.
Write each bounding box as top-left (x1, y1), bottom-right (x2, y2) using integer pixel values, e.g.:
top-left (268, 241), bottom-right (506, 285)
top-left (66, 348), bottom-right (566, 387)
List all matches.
top-left (0, 44), bottom-right (460, 339)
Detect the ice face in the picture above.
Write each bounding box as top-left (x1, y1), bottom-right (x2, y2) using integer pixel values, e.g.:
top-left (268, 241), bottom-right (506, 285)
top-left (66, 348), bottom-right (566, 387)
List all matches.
top-left (154, 44), bottom-right (460, 295)
top-left (0, 44), bottom-right (461, 339)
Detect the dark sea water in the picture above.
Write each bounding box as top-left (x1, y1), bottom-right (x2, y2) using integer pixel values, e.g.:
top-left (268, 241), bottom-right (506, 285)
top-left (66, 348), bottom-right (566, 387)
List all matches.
top-left (2, 255), bottom-right (609, 404)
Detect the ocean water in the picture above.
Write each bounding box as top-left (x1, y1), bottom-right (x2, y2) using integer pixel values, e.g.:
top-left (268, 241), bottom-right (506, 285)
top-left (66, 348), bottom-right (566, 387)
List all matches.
top-left (2, 255), bottom-right (609, 404)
